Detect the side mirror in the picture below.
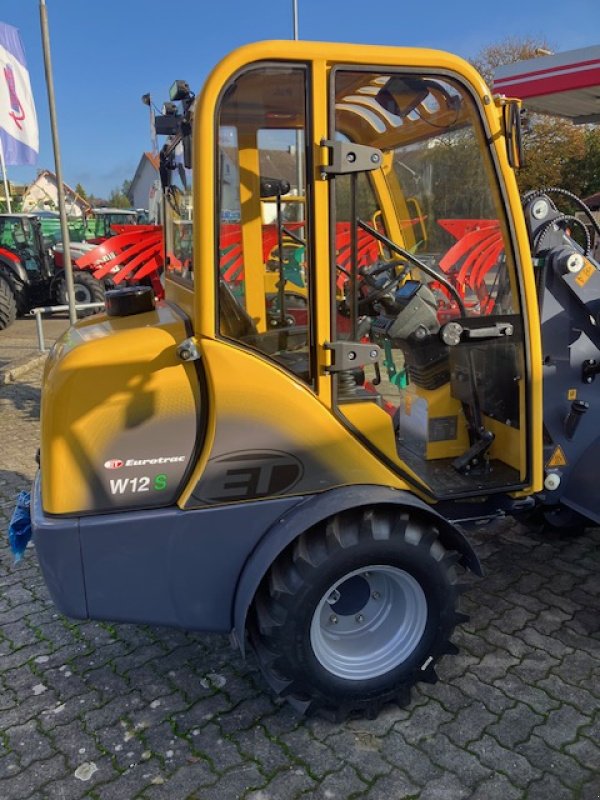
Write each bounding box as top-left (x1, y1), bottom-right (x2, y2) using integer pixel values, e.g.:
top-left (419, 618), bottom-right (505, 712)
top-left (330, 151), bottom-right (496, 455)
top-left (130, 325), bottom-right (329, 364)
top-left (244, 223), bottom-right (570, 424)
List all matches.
top-left (504, 100), bottom-right (524, 170)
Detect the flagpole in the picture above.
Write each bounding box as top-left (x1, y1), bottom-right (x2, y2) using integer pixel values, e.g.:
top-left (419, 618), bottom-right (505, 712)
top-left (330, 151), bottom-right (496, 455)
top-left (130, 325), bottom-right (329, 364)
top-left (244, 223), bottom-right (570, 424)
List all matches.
top-left (39, 0), bottom-right (76, 325)
top-left (0, 139), bottom-right (12, 213)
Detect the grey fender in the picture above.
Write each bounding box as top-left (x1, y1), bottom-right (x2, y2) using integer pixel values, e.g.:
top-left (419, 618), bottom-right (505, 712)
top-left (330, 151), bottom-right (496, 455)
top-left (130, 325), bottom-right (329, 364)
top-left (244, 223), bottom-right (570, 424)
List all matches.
top-left (233, 484), bottom-right (482, 654)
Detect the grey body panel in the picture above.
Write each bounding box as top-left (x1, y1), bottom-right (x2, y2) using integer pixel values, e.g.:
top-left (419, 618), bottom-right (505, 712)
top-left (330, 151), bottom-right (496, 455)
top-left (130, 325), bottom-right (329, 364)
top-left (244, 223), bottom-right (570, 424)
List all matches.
top-left (32, 474), bottom-right (301, 632)
top-left (232, 484), bottom-right (482, 654)
top-left (32, 478), bottom-right (480, 642)
top-left (538, 253), bottom-right (600, 522)
top-left (31, 474), bottom-right (88, 619)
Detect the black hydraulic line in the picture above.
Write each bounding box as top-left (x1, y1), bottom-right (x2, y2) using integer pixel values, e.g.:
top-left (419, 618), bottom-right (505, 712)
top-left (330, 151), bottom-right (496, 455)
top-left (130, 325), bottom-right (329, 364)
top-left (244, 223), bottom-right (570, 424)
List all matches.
top-left (356, 219), bottom-right (467, 318)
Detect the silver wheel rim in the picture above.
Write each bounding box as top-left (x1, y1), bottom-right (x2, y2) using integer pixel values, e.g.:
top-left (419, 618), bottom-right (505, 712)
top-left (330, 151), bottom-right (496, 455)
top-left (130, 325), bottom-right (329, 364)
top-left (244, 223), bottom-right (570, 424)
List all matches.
top-left (310, 565), bottom-right (427, 680)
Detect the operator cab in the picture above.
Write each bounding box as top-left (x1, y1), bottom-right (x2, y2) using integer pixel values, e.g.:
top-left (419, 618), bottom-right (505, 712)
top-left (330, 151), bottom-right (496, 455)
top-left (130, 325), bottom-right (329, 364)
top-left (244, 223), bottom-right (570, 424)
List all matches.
top-left (0, 214), bottom-right (49, 276)
top-left (160, 44), bottom-right (538, 505)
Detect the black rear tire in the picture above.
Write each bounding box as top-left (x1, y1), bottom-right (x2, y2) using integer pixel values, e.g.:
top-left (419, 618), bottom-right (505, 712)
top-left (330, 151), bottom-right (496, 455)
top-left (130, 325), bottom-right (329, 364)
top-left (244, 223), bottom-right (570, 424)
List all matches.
top-left (0, 274), bottom-right (17, 331)
top-left (55, 271), bottom-right (105, 316)
top-left (248, 507), bottom-right (467, 720)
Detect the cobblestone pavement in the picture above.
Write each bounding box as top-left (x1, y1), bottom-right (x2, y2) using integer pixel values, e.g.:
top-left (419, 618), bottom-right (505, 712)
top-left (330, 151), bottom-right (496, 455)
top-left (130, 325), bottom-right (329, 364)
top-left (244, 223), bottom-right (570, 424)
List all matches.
top-left (1, 363), bottom-right (599, 800)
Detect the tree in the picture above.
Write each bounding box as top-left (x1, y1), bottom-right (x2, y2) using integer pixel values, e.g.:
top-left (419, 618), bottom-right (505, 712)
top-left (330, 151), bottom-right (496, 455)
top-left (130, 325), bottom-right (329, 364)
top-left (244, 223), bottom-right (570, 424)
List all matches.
top-left (471, 36), bottom-right (553, 87)
top-left (107, 187), bottom-right (132, 209)
top-left (121, 179), bottom-right (132, 202)
top-left (75, 182), bottom-right (87, 201)
top-left (471, 37), bottom-right (600, 200)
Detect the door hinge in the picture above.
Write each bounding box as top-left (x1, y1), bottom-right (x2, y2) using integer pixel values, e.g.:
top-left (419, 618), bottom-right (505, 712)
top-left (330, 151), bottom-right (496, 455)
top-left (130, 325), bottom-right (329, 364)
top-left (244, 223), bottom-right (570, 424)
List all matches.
top-left (323, 341), bottom-right (380, 372)
top-left (320, 139), bottom-right (383, 176)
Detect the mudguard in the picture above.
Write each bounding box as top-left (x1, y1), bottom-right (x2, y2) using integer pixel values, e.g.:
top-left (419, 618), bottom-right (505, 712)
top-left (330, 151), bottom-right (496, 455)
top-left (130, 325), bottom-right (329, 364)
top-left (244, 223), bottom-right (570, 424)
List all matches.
top-left (232, 484), bottom-right (482, 654)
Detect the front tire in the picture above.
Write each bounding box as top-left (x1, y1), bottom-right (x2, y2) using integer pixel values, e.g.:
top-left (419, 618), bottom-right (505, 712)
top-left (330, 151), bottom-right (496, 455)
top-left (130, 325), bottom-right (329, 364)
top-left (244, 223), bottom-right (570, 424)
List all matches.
top-left (0, 274), bottom-right (17, 330)
top-left (249, 507), bottom-right (467, 719)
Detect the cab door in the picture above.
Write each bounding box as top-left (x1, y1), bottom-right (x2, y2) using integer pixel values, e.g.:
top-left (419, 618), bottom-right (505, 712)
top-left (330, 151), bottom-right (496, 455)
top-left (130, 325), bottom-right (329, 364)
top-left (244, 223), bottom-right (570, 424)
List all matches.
top-left (324, 65), bottom-right (536, 500)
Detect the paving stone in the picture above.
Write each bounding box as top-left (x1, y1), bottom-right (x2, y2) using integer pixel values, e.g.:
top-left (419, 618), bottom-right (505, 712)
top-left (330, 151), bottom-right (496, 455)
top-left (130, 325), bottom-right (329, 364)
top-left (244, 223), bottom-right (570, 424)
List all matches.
top-left (525, 773), bottom-right (577, 800)
top-left (470, 651), bottom-right (521, 683)
top-left (485, 703), bottom-right (545, 749)
top-left (380, 730), bottom-right (443, 786)
top-left (88, 764), bottom-right (161, 800)
top-left (538, 673), bottom-right (600, 713)
top-left (0, 753), bottom-right (67, 800)
top-left (392, 699), bottom-right (453, 748)
top-left (438, 701), bottom-right (496, 747)
top-left (359, 770), bottom-right (419, 799)
top-left (325, 729), bottom-right (393, 782)
top-left (230, 724), bottom-right (291, 776)
top-left (479, 623), bottom-right (533, 659)
top-left (278, 725), bottom-right (341, 778)
top-left (418, 733), bottom-right (492, 787)
top-left (416, 773), bottom-right (475, 799)
top-left (217, 692), bottom-right (279, 734)
top-left (296, 764), bottom-right (368, 798)
top-left (188, 762), bottom-right (265, 799)
top-left (492, 673), bottom-right (560, 715)
top-left (515, 627), bottom-right (575, 660)
top-left (4, 718), bottom-right (54, 769)
top-left (534, 704), bottom-right (590, 748)
top-left (415, 680), bottom-right (472, 715)
top-left (468, 733), bottom-right (541, 788)
top-left (579, 777), bottom-right (600, 800)
top-left (140, 761), bottom-right (219, 799)
top-left (510, 650), bottom-right (560, 683)
top-left (468, 772), bottom-right (522, 800)
top-left (452, 629), bottom-right (492, 659)
top-left (453, 672), bottom-right (516, 714)
top-left (518, 733), bottom-right (594, 789)
top-left (248, 766), bottom-right (317, 798)
top-left (565, 736), bottom-right (600, 772)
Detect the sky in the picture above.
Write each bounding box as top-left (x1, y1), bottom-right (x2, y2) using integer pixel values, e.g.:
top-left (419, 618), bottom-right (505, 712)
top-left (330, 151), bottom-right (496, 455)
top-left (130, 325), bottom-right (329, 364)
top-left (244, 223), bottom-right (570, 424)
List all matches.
top-left (3, 0), bottom-right (600, 199)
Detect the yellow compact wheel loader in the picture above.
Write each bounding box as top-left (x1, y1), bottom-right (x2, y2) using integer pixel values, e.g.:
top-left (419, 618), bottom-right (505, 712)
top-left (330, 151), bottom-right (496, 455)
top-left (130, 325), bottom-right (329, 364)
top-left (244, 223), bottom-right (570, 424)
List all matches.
top-left (31, 40), bottom-right (597, 719)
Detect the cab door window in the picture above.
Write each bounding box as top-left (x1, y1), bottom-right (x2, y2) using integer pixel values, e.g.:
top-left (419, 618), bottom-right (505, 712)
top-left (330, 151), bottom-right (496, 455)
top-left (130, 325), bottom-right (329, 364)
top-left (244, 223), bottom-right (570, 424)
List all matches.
top-left (215, 65), bottom-right (313, 386)
top-left (330, 69), bottom-right (528, 498)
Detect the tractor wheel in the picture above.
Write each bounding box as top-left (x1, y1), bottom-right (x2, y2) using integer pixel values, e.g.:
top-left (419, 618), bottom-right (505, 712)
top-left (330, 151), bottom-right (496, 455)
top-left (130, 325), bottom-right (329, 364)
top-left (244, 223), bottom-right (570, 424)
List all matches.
top-left (56, 271), bottom-right (105, 315)
top-left (249, 508), bottom-right (467, 720)
top-left (0, 274), bottom-right (17, 331)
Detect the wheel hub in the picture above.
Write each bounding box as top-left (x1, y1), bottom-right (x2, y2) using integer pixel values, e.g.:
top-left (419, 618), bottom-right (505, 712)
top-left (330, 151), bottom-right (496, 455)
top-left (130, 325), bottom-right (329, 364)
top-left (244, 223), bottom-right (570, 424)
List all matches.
top-left (310, 565), bottom-right (428, 680)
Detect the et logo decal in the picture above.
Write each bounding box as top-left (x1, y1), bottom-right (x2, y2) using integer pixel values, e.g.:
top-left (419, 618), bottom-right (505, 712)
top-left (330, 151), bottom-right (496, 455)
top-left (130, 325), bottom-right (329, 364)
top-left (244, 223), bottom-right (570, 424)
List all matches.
top-left (197, 450), bottom-right (304, 503)
top-left (104, 459), bottom-right (124, 470)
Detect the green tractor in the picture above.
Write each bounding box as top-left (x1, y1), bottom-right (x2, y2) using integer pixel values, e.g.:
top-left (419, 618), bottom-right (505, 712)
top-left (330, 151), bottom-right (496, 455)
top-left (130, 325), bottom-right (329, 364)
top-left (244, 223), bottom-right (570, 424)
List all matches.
top-left (0, 214), bottom-right (56, 330)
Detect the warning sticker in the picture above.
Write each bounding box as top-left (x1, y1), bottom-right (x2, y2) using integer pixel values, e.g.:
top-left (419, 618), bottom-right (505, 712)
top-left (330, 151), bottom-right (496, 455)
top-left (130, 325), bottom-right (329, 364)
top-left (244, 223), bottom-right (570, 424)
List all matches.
top-left (567, 389), bottom-right (577, 400)
top-left (546, 446), bottom-right (567, 468)
top-left (575, 262), bottom-right (595, 287)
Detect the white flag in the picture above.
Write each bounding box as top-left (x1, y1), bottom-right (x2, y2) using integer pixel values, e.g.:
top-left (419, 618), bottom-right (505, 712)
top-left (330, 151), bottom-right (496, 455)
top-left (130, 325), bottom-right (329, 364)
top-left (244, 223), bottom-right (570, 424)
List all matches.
top-left (0, 21), bottom-right (39, 165)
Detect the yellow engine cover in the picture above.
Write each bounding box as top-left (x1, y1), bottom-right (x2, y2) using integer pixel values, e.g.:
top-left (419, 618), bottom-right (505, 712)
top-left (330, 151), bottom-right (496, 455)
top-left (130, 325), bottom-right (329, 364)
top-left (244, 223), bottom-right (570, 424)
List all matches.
top-left (41, 303), bottom-right (201, 515)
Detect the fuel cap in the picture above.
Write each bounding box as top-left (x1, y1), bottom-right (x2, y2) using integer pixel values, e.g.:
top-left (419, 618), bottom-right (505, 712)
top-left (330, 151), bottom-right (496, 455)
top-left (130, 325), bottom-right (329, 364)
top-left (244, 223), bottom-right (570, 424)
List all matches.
top-left (105, 286), bottom-right (155, 317)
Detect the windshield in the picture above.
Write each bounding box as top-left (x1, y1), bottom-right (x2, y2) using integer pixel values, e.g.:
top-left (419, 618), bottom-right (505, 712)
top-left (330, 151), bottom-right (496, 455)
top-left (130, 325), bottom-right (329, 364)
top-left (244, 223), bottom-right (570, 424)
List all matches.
top-left (333, 71), bottom-right (516, 324)
top-left (0, 217), bottom-right (36, 250)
